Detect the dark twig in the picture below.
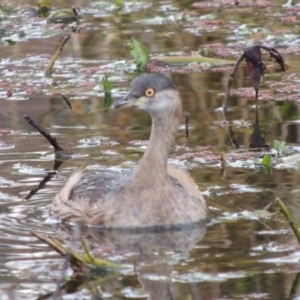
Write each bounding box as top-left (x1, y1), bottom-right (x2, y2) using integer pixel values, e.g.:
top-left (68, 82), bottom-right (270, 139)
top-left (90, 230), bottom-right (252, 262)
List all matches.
top-left (60, 94), bottom-right (72, 109)
top-left (221, 64), bottom-right (241, 148)
top-left (223, 53), bottom-right (245, 115)
top-left (221, 108), bottom-right (240, 149)
top-left (185, 113), bottom-right (189, 139)
top-left (223, 45), bottom-right (287, 115)
top-left (71, 6), bottom-right (80, 17)
top-left (260, 45), bottom-right (287, 72)
top-left (24, 115), bottom-right (70, 200)
top-left (222, 45), bottom-right (286, 150)
top-left (25, 172), bottom-right (55, 200)
top-left (227, 124), bottom-right (240, 149)
top-left (25, 158), bottom-right (65, 200)
top-left (24, 115), bottom-right (64, 151)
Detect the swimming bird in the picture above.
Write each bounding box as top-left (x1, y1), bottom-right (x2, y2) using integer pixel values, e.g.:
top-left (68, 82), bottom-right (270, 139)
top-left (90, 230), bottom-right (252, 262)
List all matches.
top-left (52, 73), bottom-right (207, 228)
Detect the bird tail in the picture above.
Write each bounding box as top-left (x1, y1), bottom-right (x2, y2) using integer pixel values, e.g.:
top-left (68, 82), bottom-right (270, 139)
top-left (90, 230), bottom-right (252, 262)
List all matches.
top-left (55, 169), bottom-right (84, 204)
top-left (52, 169), bottom-right (95, 223)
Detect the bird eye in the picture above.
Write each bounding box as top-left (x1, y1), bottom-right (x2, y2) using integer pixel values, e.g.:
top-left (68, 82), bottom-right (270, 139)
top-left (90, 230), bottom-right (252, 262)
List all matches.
top-left (145, 88), bottom-right (155, 97)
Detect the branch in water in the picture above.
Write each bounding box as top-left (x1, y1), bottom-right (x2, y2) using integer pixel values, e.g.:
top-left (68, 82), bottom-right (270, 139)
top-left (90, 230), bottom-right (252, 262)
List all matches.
top-left (44, 34), bottom-right (70, 76)
top-left (30, 231), bottom-right (122, 270)
top-left (276, 198), bottom-right (300, 244)
top-left (24, 115), bottom-right (65, 152)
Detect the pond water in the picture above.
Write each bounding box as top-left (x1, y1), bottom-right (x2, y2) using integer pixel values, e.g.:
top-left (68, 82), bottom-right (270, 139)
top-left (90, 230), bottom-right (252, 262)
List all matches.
top-left (1, 0), bottom-right (300, 299)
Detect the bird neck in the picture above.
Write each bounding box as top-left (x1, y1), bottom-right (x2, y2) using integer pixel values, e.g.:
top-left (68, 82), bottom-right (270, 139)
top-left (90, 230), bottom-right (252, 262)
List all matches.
top-left (136, 104), bottom-right (181, 182)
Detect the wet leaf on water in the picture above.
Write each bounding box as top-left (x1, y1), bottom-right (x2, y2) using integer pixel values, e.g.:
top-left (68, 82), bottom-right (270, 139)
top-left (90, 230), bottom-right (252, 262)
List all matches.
top-left (130, 38), bottom-right (149, 70)
top-left (48, 8), bottom-right (79, 24)
top-left (4, 39), bottom-right (16, 45)
top-left (102, 75), bottom-right (113, 112)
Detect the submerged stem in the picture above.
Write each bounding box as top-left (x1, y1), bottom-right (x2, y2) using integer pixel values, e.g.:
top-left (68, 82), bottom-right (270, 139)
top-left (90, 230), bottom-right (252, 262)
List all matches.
top-left (276, 198), bottom-right (300, 244)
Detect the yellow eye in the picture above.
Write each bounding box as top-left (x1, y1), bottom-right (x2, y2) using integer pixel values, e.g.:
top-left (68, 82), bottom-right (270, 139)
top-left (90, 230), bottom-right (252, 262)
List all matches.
top-left (145, 88), bottom-right (155, 97)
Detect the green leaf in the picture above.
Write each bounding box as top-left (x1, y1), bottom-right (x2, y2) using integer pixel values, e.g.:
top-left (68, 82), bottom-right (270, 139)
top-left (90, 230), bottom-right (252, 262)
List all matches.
top-left (115, 0), bottom-right (123, 7)
top-left (102, 75), bottom-right (112, 94)
top-left (129, 38), bottom-right (149, 70)
top-left (103, 94), bottom-right (113, 112)
top-left (262, 154), bottom-right (272, 175)
top-left (262, 154), bottom-right (272, 168)
top-left (38, 0), bottom-right (51, 7)
top-left (102, 75), bottom-right (113, 111)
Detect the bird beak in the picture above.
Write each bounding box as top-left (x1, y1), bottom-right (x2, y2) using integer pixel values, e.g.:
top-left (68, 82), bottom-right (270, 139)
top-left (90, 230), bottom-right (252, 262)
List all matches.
top-left (113, 93), bottom-right (148, 109)
top-left (112, 92), bottom-right (138, 109)
top-left (133, 96), bottom-right (147, 107)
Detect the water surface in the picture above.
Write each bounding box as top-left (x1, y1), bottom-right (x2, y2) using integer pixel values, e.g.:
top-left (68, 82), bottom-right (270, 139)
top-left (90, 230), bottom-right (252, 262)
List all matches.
top-left (1, 0), bottom-right (300, 299)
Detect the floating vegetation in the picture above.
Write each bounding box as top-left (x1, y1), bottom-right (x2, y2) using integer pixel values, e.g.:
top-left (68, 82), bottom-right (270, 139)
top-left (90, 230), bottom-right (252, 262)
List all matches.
top-left (31, 231), bottom-right (121, 271)
top-left (47, 7), bottom-right (80, 24)
top-left (274, 140), bottom-right (288, 157)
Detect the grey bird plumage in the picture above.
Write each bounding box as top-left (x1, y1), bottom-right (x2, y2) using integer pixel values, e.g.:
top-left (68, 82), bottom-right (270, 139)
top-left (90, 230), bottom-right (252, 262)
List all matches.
top-left (52, 73), bottom-right (208, 228)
